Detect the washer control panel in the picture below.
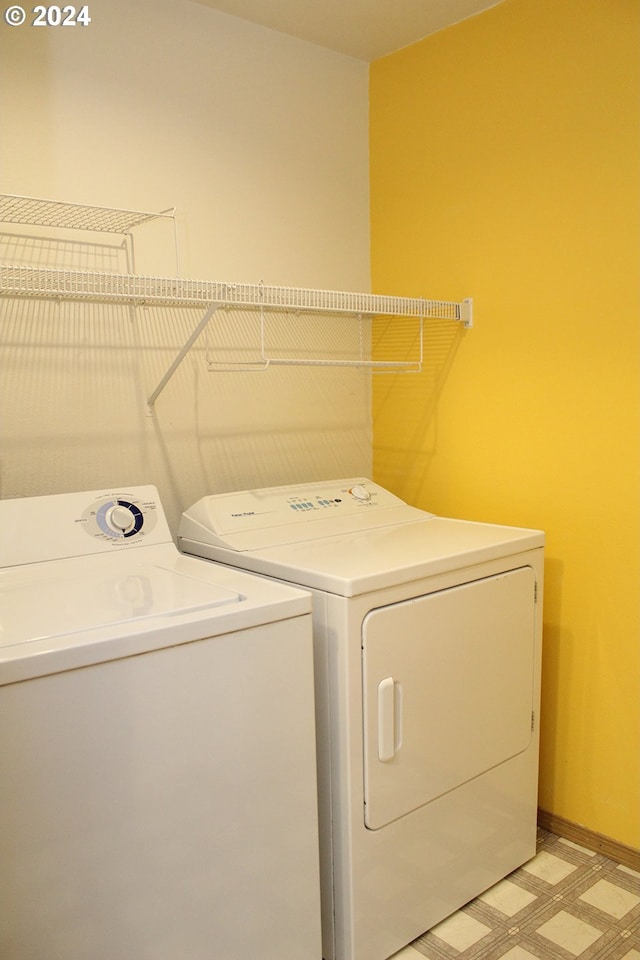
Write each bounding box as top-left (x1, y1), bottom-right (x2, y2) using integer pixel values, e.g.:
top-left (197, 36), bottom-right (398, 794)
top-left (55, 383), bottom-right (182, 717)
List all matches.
top-left (82, 494), bottom-right (157, 542)
top-left (0, 485), bottom-right (171, 568)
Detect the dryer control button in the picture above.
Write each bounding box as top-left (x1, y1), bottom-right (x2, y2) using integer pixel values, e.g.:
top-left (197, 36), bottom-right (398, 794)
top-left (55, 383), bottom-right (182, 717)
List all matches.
top-left (350, 484), bottom-right (371, 502)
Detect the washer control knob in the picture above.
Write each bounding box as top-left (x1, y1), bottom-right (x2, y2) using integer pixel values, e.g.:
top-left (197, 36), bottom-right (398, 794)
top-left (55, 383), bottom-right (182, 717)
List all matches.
top-left (350, 484), bottom-right (371, 502)
top-left (105, 504), bottom-right (136, 534)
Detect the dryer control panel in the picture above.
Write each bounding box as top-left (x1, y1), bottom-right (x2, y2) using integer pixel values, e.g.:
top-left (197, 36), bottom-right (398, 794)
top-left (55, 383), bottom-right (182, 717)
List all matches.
top-left (0, 485), bottom-right (172, 567)
top-left (179, 478), bottom-right (432, 552)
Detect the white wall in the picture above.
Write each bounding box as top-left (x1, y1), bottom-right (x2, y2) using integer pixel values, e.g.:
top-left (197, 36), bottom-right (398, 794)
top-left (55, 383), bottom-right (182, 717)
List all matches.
top-left (0, 0), bottom-right (371, 531)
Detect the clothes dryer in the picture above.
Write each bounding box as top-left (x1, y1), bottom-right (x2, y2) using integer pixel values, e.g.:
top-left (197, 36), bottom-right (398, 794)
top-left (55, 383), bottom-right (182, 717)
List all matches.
top-left (179, 478), bottom-right (545, 960)
top-left (0, 486), bottom-right (321, 960)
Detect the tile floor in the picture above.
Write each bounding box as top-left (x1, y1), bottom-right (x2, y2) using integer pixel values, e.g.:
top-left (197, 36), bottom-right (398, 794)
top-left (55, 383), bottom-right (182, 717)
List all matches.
top-left (391, 830), bottom-right (640, 960)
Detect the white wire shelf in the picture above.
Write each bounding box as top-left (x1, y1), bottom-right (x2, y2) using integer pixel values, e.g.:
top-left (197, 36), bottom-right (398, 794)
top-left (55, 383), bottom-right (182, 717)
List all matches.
top-left (0, 193), bottom-right (175, 235)
top-left (0, 263), bottom-right (471, 321)
top-left (0, 262), bottom-right (472, 408)
top-left (0, 193), bottom-right (473, 408)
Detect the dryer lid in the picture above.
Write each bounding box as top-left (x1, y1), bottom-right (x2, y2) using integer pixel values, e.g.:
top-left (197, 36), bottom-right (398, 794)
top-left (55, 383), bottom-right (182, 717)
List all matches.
top-left (181, 516), bottom-right (545, 597)
top-left (179, 479), bottom-right (544, 597)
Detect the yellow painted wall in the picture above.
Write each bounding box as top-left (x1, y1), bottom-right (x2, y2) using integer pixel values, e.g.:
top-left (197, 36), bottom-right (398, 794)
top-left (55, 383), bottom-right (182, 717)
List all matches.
top-left (370, 0), bottom-right (639, 848)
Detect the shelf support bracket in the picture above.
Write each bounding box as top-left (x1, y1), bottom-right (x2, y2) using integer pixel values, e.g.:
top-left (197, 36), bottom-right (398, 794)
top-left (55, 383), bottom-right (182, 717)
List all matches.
top-left (461, 298), bottom-right (473, 329)
top-left (147, 301), bottom-right (220, 412)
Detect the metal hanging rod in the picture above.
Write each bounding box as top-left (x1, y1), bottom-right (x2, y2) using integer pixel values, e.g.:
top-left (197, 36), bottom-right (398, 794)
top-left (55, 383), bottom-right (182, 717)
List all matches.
top-left (204, 308), bottom-right (424, 375)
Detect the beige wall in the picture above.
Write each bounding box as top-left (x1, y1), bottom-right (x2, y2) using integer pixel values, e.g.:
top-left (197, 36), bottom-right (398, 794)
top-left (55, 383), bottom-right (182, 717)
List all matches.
top-left (0, 0), bottom-right (371, 531)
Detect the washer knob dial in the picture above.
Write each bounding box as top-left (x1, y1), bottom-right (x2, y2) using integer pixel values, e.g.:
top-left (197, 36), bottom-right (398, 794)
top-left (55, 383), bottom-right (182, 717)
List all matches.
top-left (105, 504), bottom-right (136, 534)
top-left (350, 484), bottom-right (372, 502)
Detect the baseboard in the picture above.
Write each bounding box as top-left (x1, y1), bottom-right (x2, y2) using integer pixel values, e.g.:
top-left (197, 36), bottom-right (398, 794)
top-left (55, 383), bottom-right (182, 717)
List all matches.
top-left (538, 808), bottom-right (640, 872)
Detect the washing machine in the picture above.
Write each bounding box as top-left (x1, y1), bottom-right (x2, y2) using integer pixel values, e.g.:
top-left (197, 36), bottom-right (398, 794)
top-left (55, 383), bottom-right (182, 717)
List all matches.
top-left (179, 478), bottom-right (545, 960)
top-left (0, 485), bottom-right (321, 960)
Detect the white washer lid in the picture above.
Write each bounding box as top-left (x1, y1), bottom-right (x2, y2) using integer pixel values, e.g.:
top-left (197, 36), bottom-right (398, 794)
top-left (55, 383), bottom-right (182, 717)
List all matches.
top-left (0, 557), bottom-right (241, 649)
top-left (0, 545), bottom-right (311, 683)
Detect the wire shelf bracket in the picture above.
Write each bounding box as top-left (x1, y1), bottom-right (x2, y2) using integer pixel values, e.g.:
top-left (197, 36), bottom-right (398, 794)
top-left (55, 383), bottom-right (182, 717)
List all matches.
top-left (147, 302), bottom-right (221, 411)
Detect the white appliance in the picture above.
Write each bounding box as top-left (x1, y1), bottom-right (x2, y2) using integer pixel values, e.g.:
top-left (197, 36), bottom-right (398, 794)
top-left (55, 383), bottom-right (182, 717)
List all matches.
top-left (179, 478), bottom-right (545, 960)
top-left (0, 485), bottom-right (321, 960)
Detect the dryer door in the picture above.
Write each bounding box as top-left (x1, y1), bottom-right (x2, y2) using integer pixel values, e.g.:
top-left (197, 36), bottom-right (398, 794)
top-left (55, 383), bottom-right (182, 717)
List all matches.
top-left (362, 566), bottom-right (536, 830)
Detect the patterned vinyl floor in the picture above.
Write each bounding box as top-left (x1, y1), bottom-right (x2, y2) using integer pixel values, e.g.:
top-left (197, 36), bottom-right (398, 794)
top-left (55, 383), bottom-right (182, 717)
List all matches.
top-left (392, 830), bottom-right (640, 960)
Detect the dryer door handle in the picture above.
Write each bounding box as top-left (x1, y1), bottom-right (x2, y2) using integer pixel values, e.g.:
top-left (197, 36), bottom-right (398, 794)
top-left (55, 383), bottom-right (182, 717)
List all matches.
top-left (377, 677), bottom-right (402, 762)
